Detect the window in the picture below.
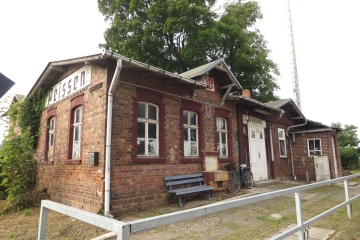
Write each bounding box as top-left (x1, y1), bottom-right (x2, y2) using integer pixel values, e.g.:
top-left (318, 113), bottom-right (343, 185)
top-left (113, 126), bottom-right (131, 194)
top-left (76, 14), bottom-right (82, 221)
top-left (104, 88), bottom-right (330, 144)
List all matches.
top-left (217, 117), bottom-right (228, 157)
top-left (183, 111), bottom-right (198, 157)
top-left (72, 106), bottom-right (82, 158)
top-left (47, 116), bottom-right (56, 161)
top-left (278, 128), bottom-right (287, 157)
top-left (48, 117), bottom-right (56, 147)
top-left (308, 139), bottom-right (322, 156)
top-left (137, 102), bottom-right (159, 156)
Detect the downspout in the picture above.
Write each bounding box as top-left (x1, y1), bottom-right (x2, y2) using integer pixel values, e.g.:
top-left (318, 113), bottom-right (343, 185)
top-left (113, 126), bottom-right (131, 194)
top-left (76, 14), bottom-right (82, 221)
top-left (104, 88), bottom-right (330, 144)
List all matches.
top-left (268, 110), bottom-right (284, 162)
top-left (286, 118), bottom-right (307, 181)
top-left (105, 59), bottom-right (122, 217)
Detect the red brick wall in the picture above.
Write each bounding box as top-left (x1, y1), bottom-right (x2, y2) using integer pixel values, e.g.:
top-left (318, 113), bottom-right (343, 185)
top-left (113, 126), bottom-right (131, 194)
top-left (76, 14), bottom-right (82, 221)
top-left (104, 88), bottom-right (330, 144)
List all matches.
top-left (35, 64), bottom-right (108, 213)
top-left (292, 131), bottom-right (342, 181)
top-left (109, 67), bottom-right (238, 211)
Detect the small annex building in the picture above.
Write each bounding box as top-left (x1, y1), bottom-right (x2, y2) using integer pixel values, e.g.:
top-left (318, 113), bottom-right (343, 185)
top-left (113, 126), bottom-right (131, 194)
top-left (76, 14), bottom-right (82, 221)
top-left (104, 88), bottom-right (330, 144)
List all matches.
top-left (27, 52), bottom-right (342, 214)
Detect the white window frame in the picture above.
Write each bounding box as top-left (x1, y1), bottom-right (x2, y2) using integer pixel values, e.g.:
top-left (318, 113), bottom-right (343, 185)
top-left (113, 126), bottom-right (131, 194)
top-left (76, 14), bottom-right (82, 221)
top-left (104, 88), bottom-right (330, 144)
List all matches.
top-left (72, 106), bottom-right (82, 158)
top-left (183, 110), bottom-right (199, 157)
top-left (137, 102), bottom-right (159, 156)
top-left (217, 117), bottom-right (228, 158)
top-left (48, 117), bottom-right (56, 147)
top-left (278, 128), bottom-right (287, 158)
top-left (307, 138), bottom-right (322, 156)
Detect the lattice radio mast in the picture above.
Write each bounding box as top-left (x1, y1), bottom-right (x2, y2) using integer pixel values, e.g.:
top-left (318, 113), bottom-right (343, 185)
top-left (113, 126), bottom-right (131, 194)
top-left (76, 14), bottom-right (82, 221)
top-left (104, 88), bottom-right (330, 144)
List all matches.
top-left (287, 0), bottom-right (302, 111)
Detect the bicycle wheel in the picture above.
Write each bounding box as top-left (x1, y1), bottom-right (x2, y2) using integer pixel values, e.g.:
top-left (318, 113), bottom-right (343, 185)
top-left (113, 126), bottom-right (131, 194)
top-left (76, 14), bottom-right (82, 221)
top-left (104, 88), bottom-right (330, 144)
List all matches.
top-left (244, 171), bottom-right (254, 189)
top-left (227, 171), bottom-right (241, 193)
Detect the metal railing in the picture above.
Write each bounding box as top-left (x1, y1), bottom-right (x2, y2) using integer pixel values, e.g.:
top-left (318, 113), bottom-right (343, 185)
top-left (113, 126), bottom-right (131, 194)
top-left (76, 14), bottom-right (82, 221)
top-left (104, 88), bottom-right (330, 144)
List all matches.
top-left (38, 174), bottom-right (360, 240)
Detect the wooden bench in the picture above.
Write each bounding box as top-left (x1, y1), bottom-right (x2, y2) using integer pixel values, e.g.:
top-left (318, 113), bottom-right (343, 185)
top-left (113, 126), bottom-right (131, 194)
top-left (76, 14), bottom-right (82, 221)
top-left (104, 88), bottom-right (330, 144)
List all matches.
top-left (164, 173), bottom-right (213, 207)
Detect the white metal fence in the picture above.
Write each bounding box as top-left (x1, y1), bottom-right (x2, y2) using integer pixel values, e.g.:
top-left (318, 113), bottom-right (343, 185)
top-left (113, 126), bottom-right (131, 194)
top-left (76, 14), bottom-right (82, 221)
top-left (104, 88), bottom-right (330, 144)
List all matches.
top-left (38, 174), bottom-right (360, 240)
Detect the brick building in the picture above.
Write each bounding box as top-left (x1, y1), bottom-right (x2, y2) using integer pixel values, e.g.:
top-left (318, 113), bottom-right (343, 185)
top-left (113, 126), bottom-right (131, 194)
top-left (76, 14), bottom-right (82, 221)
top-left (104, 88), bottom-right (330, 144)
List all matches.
top-left (27, 52), bottom-right (342, 214)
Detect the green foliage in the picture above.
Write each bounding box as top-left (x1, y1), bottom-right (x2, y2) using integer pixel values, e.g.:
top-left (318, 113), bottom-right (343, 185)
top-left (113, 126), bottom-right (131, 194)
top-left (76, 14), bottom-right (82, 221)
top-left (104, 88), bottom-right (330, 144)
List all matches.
top-left (98, 0), bottom-right (279, 102)
top-left (0, 126), bottom-right (38, 211)
top-left (331, 122), bottom-right (360, 147)
top-left (339, 146), bottom-right (359, 169)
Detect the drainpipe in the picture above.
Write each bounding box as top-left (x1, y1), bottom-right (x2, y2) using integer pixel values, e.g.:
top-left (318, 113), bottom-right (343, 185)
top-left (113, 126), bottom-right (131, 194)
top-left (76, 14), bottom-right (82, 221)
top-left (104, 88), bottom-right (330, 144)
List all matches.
top-left (104, 59), bottom-right (122, 217)
top-left (286, 118), bottom-right (307, 180)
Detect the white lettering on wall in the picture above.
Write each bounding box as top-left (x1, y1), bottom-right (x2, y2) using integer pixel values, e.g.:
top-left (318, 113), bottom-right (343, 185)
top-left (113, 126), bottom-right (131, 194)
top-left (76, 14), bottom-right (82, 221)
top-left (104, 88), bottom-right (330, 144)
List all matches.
top-left (45, 65), bottom-right (91, 107)
top-left (202, 76), bottom-right (215, 92)
top-left (242, 115), bottom-right (266, 128)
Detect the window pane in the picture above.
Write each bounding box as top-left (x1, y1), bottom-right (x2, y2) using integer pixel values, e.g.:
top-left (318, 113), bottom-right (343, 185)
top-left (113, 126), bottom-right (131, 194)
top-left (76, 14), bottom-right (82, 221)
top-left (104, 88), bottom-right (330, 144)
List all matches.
top-left (50, 118), bottom-right (55, 130)
top-left (221, 132), bottom-right (226, 144)
top-left (137, 122), bottom-right (145, 138)
top-left (190, 128), bottom-right (197, 141)
top-left (184, 141), bottom-right (190, 156)
top-left (251, 130), bottom-right (255, 138)
top-left (183, 112), bottom-right (188, 125)
top-left (309, 140), bottom-right (314, 150)
top-left (278, 129), bottom-right (283, 138)
top-left (260, 131), bottom-right (263, 139)
top-left (315, 140), bottom-right (321, 150)
top-left (184, 128), bottom-right (189, 141)
top-left (220, 119), bottom-right (226, 130)
top-left (73, 141), bottom-right (80, 158)
top-left (148, 139), bottom-right (157, 155)
top-left (217, 132), bottom-right (220, 144)
top-left (148, 105), bottom-right (157, 120)
top-left (49, 134), bottom-right (54, 146)
top-left (221, 144), bottom-right (227, 157)
top-left (138, 103), bottom-right (145, 118)
top-left (190, 142), bottom-right (197, 156)
top-left (190, 113), bottom-right (197, 125)
top-left (75, 108), bottom-right (81, 123)
top-left (280, 141), bottom-right (286, 156)
top-left (74, 126), bottom-right (79, 141)
top-left (137, 139), bottom-right (145, 155)
top-left (148, 123), bottom-right (157, 139)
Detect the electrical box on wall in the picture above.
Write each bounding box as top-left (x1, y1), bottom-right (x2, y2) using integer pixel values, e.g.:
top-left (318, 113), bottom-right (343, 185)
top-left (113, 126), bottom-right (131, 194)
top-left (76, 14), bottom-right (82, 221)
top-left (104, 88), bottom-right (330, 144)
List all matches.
top-left (88, 152), bottom-right (99, 166)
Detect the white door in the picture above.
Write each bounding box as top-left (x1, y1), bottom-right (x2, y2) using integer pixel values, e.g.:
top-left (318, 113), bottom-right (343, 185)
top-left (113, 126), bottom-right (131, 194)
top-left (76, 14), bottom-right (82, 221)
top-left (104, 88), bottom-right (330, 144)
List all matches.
top-left (248, 127), bottom-right (268, 181)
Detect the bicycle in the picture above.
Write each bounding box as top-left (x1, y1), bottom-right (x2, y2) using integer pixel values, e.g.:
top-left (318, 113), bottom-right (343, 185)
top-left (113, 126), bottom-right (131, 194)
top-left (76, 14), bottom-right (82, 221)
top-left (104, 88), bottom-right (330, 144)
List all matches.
top-left (225, 161), bottom-right (254, 193)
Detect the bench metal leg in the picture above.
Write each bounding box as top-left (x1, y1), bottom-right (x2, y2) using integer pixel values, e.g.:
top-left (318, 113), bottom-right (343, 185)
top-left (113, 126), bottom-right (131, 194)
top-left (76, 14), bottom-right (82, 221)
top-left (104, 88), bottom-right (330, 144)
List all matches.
top-left (207, 191), bottom-right (211, 200)
top-left (178, 196), bottom-right (183, 207)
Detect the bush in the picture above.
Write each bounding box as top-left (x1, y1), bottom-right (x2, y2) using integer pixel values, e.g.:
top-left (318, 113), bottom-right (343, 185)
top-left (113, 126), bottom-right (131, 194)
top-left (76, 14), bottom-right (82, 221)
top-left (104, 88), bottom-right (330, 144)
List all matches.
top-left (340, 146), bottom-right (359, 169)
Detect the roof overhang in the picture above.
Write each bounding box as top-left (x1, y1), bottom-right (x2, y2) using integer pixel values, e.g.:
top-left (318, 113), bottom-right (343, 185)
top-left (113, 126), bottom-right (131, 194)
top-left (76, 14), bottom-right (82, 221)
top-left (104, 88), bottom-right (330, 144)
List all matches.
top-left (228, 95), bottom-right (282, 116)
top-left (27, 51), bottom-right (211, 99)
top-left (179, 59), bottom-right (242, 89)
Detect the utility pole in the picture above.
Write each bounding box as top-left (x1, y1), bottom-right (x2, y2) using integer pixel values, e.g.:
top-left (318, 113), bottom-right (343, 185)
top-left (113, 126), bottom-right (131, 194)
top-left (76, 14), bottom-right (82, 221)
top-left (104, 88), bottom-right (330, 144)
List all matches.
top-left (287, 0), bottom-right (302, 111)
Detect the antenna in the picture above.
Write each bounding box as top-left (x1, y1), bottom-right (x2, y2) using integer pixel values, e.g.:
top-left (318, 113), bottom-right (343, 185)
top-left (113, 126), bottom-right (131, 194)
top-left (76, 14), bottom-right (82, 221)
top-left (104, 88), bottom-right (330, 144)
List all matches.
top-left (287, 0), bottom-right (302, 111)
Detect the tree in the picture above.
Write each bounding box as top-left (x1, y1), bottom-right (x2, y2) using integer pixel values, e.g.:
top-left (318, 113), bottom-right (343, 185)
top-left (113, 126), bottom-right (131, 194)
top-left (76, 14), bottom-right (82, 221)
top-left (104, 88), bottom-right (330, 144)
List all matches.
top-left (332, 122), bottom-right (360, 169)
top-left (331, 122), bottom-right (360, 147)
top-left (98, 0), bottom-right (280, 102)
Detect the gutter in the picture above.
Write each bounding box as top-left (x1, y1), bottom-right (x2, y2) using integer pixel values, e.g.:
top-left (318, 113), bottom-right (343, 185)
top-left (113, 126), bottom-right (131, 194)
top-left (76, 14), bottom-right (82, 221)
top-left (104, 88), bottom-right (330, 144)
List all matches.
top-left (104, 58), bottom-right (122, 217)
top-left (286, 118), bottom-right (307, 180)
top-left (101, 51), bottom-right (210, 89)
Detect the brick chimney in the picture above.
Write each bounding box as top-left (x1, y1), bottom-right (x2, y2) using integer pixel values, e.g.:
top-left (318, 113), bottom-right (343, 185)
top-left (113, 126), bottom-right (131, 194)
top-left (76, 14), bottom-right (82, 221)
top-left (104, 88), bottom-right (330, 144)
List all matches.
top-left (242, 89), bottom-right (250, 98)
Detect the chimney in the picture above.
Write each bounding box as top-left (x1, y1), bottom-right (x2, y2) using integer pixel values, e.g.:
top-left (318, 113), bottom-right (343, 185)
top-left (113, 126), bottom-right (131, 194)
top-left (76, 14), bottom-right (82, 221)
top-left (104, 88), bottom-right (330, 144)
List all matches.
top-left (242, 89), bottom-right (250, 98)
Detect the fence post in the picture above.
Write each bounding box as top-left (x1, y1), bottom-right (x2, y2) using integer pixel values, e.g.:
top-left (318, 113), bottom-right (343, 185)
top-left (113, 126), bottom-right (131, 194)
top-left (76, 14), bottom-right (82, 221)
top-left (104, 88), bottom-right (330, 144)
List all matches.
top-left (344, 179), bottom-right (352, 219)
top-left (295, 190), bottom-right (305, 240)
top-left (37, 204), bottom-right (49, 240)
top-left (117, 224), bottom-right (131, 240)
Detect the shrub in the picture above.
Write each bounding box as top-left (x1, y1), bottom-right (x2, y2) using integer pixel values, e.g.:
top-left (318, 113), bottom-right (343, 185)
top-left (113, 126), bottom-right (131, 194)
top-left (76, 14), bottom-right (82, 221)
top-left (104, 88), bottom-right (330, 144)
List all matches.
top-left (340, 146), bottom-right (359, 169)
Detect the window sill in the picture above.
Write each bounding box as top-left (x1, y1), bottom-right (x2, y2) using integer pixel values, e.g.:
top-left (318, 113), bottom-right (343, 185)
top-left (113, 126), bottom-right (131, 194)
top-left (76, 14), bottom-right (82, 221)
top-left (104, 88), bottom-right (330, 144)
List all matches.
top-left (132, 157), bottom-right (165, 164)
top-left (65, 159), bottom-right (82, 165)
top-left (181, 158), bottom-right (202, 163)
top-left (280, 156), bottom-right (287, 159)
top-left (218, 157), bottom-right (233, 162)
top-left (40, 161), bottom-right (54, 165)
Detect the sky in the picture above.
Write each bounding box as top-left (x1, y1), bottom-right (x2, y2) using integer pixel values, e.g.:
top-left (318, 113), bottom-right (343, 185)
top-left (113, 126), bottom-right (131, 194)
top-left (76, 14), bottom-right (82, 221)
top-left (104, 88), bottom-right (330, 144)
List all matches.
top-left (1, 0), bottom-right (360, 140)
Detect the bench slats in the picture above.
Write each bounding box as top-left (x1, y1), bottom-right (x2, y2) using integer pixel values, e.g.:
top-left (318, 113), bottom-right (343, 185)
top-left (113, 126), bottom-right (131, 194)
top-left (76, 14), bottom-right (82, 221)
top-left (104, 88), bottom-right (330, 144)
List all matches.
top-left (164, 173), bottom-right (203, 181)
top-left (165, 178), bottom-right (204, 187)
top-left (169, 186), bottom-right (213, 196)
top-left (164, 173), bottom-right (213, 207)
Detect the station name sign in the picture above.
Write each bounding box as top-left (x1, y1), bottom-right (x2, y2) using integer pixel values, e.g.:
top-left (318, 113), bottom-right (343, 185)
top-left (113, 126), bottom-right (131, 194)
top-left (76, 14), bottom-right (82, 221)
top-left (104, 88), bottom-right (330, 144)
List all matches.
top-left (45, 65), bottom-right (91, 107)
top-left (242, 115), bottom-right (266, 128)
